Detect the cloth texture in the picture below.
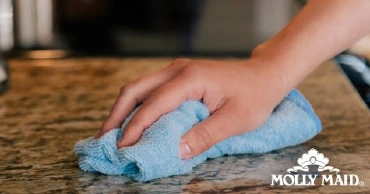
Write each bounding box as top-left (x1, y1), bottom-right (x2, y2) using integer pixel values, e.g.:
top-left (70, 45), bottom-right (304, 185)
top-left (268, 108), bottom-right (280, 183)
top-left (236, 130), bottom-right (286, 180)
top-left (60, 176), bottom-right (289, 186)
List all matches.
top-left (74, 89), bottom-right (321, 182)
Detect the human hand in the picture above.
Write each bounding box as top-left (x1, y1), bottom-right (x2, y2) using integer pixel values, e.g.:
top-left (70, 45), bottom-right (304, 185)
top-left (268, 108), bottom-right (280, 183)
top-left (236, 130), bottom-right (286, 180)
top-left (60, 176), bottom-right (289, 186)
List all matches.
top-left (95, 58), bottom-right (289, 159)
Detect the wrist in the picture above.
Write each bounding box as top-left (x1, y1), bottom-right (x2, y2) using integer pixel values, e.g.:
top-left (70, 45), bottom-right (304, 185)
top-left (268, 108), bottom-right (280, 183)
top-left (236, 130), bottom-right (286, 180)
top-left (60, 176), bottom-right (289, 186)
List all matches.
top-left (251, 41), bottom-right (291, 68)
top-left (242, 56), bottom-right (291, 105)
top-left (250, 42), bottom-right (309, 93)
top-left (248, 44), bottom-right (312, 105)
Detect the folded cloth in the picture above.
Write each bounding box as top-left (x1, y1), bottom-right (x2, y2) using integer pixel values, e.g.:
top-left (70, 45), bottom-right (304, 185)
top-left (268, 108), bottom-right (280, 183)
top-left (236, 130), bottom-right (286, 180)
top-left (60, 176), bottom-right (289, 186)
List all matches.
top-left (74, 89), bottom-right (321, 182)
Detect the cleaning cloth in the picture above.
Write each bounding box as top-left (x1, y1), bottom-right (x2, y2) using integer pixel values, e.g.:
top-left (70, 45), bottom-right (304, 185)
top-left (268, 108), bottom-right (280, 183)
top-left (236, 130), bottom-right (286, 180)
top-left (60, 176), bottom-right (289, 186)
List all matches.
top-left (74, 89), bottom-right (321, 182)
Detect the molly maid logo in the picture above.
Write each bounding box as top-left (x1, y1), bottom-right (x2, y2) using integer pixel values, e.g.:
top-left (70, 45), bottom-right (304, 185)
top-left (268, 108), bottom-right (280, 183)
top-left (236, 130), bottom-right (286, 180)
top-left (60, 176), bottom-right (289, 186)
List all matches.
top-left (271, 148), bottom-right (365, 186)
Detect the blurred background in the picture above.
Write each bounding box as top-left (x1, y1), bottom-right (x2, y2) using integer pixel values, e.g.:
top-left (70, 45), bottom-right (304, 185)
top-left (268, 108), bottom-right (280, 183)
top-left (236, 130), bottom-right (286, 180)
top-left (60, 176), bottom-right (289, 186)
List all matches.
top-left (0, 0), bottom-right (303, 57)
top-left (0, 0), bottom-right (369, 107)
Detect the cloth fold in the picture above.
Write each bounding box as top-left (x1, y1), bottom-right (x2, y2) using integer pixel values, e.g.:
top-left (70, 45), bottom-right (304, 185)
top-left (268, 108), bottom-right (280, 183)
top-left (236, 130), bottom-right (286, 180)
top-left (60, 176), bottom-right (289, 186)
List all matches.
top-left (74, 89), bottom-right (321, 182)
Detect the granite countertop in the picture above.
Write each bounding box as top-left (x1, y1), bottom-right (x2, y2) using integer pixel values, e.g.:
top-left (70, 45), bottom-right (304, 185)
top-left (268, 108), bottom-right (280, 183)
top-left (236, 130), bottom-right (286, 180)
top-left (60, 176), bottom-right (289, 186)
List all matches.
top-left (0, 58), bottom-right (369, 193)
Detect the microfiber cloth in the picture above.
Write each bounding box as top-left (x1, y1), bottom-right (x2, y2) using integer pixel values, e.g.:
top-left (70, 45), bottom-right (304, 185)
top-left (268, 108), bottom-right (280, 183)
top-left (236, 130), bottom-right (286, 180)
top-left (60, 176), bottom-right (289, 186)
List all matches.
top-left (74, 89), bottom-right (321, 182)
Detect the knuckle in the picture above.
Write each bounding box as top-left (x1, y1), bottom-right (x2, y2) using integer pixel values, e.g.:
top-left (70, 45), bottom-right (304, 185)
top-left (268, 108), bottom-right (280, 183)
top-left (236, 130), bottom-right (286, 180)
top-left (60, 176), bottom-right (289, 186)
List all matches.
top-left (118, 83), bottom-right (141, 104)
top-left (181, 63), bottom-right (202, 77)
top-left (119, 80), bottom-right (142, 102)
top-left (171, 58), bottom-right (190, 66)
top-left (129, 117), bottom-right (150, 130)
top-left (144, 81), bottom-right (174, 105)
top-left (144, 90), bottom-right (161, 104)
top-left (120, 82), bottom-right (135, 95)
top-left (196, 127), bottom-right (215, 150)
top-left (119, 86), bottom-right (126, 95)
top-left (251, 43), bottom-right (267, 57)
top-left (142, 92), bottom-right (166, 115)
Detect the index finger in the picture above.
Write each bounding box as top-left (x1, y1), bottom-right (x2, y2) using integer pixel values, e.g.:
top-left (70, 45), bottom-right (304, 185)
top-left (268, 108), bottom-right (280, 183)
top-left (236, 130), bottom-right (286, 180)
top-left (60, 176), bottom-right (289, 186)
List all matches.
top-left (117, 75), bottom-right (203, 147)
top-left (95, 65), bottom-right (180, 138)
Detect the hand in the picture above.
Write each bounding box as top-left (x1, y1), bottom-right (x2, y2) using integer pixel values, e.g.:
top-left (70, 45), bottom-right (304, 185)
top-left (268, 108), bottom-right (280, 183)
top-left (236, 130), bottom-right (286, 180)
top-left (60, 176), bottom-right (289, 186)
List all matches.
top-left (95, 58), bottom-right (288, 159)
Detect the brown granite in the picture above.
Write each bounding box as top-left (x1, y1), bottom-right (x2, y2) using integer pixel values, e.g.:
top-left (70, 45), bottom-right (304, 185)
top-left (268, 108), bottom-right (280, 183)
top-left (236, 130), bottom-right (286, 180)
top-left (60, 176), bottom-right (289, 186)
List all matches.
top-left (0, 58), bottom-right (369, 193)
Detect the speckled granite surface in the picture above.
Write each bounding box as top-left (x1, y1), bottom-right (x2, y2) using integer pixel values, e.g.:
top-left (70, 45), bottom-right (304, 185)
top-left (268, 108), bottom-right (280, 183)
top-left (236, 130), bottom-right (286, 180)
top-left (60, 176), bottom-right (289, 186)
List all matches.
top-left (0, 58), bottom-right (369, 193)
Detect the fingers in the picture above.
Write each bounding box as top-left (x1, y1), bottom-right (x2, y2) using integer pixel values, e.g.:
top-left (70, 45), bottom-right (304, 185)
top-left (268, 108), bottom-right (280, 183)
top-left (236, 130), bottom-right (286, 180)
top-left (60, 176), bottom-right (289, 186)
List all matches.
top-left (179, 103), bottom-right (241, 159)
top-left (95, 65), bottom-right (181, 138)
top-left (117, 75), bottom-right (204, 147)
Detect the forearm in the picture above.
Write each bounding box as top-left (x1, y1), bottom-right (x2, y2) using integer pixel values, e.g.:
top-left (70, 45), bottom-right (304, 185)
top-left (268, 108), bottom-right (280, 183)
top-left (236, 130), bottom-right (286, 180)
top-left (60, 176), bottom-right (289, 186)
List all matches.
top-left (252, 0), bottom-right (370, 93)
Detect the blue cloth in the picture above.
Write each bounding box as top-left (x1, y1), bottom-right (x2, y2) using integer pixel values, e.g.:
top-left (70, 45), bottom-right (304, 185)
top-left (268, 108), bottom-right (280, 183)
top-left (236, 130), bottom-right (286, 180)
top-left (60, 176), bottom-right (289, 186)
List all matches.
top-left (74, 89), bottom-right (321, 182)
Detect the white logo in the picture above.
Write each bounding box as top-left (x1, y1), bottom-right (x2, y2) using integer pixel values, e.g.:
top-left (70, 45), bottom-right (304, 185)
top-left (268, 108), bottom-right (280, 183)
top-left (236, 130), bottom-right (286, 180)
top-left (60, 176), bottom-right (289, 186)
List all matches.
top-left (287, 148), bottom-right (340, 173)
top-left (271, 148), bottom-right (365, 186)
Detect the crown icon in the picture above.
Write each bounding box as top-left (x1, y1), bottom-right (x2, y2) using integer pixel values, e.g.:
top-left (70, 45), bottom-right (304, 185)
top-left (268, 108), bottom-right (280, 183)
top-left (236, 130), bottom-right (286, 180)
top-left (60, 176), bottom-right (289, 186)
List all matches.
top-left (287, 148), bottom-right (340, 173)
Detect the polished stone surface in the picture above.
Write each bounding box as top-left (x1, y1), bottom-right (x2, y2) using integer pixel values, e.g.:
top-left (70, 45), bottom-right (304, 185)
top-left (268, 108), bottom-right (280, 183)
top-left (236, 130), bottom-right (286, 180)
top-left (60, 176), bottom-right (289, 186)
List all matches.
top-left (0, 58), bottom-right (369, 193)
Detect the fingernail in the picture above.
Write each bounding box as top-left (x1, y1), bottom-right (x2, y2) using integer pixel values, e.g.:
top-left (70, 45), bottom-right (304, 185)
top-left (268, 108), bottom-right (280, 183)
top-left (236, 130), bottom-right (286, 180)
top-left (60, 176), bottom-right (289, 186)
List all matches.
top-left (180, 142), bottom-right (192, 159)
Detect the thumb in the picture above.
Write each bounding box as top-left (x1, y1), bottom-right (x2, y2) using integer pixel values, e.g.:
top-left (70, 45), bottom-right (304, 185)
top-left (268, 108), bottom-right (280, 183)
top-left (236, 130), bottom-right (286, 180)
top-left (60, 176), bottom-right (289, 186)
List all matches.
top-left (179, 104), bottom-right (240, 159)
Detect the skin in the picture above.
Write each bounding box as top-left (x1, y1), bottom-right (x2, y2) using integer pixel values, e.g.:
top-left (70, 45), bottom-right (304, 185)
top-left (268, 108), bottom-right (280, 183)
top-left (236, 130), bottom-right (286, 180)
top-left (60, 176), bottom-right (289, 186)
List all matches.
top-left (96, 0), bottom-right (370, 159)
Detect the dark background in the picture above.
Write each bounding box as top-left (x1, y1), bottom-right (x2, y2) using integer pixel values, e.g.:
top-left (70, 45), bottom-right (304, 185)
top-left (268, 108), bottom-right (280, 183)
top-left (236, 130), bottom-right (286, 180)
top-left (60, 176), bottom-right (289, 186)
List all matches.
top-left (1, 0), bottom-right (301, 57)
